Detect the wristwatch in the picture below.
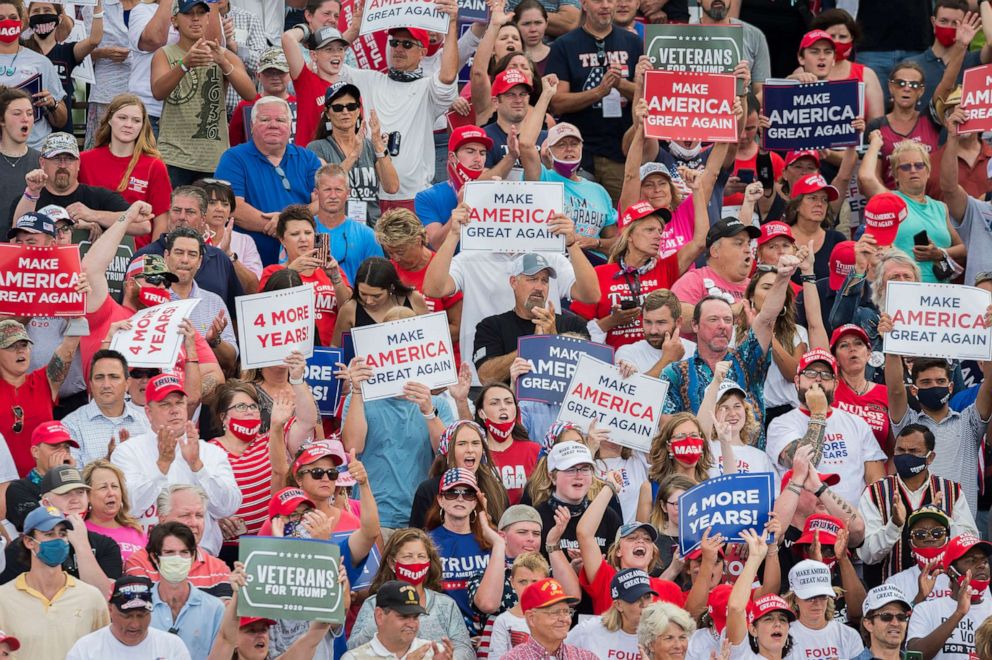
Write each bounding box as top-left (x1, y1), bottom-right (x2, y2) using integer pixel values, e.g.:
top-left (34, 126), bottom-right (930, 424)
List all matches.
top-left (545, 542), bottom-right (561, 555)
top-left (288, 376), bottom-right (305, 385)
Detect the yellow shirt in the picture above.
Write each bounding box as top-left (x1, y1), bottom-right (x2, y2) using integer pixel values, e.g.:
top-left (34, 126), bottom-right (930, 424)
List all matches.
top-left (0, 573), bottom-right (110, 660)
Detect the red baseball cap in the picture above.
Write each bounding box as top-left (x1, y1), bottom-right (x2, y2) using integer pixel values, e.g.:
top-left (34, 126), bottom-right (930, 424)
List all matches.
top-left (0, 631), bottom-right (20, 652)
top-left (239, 616), bottom-right (276, 628)
top-left (618, 200), bottom-right (666, 232)
top-left (757, 221), bottom-right (795, 246)
top-left (707, 584), bottom-right (733, 634)
top-left (30, 421), bottom-right (79, 448)
top-left (686, 546), bottom-right (726, 561)
top-left (520, 578), bottom-right (578, 613)
top-left (830, 324), bottom-right (871, 352)
top-left (942, 534), bottom-right (992, 571)
top-left (828, 241), bottom-right (856, 291)
top-left (798, 29), bottom-right (835, 56)
top-left (863, 192), bottom-right (908, 247)
top-left (798, 347), bottom-right (838, 375)
top-left (291, 441), bottom-right (347, 474)
top-left (492, 67), bottom-right (532, 96)
top-left (145, 374), bottom-right (187, 403)
top-left (781, 469), bottom-right (840, 490)
top-left (791, 173), bottom-right (839, 201)
top-left (785, 150), bottom-right (820, 168)
top-left (448, 125), bottom-right (494, 154)
top-left (388, 27), bottom-right (429, 48)
top-left (747, 594), bottom-right (796, 626)
top-left (268, 487), bottom-right (316, 518)
top-left (796, 514), bottom-right (845, 545)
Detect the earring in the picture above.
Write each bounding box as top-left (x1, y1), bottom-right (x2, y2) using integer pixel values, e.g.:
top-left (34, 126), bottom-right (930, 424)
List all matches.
top-left (470, 510), bottom-right (477, 522)
top-left (325, 122), bottom-right (332, 130)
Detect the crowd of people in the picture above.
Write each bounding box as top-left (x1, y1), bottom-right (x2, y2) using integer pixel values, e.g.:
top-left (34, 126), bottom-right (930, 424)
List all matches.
top-left (0, 0), bottom-right (990, 658)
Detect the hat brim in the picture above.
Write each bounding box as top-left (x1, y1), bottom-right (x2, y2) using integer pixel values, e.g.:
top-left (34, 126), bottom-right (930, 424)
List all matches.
top-left (795, 531), bottom-right (838, 546)
top-left (619, 523), bottom-right (659, 543)
top-left (865, 597), bottom-right (913, 615)
top-left (383, 603), bottom-right (429, 616)
top-left (617, 584), bottom-right (658, 603)
top-left (752, 605), bottom-right (796, 624)
top-left (28, 517), bottom-right (73, 533)
top-left (440, 479), bottom-right (478, 493)
top-left (516, 266), bottom-right (558, 279)
top-left (177, 1), bottom-right (210, 13)
top-left (908, 510), bottom-right (950, 528)
top-left (451, 134), bottom-right (495, 154)
top-left (793, 584), bottom-right (835, 600)
top-left (0, 636), bottom-right (20, 651)
top-left (41, 150), bottom-right (79, 159)
top-left (47, 482), bottom-right (91, 496)
top-left (114, 598), bottom-right (153, 612)
top-left (325, 83), bottom-right (362, 105)
top-left (527, 594), bottom-right (580, 612)
top-left (830, 326), bottom-right (870, 351)
top-left (0, 334), bottom-right (33, 349)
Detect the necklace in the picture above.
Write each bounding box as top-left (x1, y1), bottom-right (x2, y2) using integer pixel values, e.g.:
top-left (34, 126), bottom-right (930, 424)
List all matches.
top-left (0, 48), bottom-right (19, 77)
top-left (0, 148), bottom-right (26, 167)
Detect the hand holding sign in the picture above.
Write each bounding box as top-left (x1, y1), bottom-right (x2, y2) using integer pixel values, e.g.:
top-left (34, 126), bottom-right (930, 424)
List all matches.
top-left (402, 381), bottom-right (434, 415)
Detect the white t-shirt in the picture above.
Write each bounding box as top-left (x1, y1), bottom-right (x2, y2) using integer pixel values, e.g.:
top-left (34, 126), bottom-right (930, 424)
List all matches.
top-left (127, 4), bottom-right (179, 117)
top-left (788, 620), bottom-right (864, 660)
top-left (488, 610), bottom-right (531, 659)
top-left (907, 593), bottom-right (992, 659)
top-left (565, 617), bottom-right (640, 660)
top-left (689, 628), bottom-right (723, 660)
top-left (0, 431), bottom-right (17, 484)
top-left (764, 326), bottom-right (807, 408)
top-left (595, 452), bottom-right (649, 524)
top-left (450, 252), bottom-right (577, 386)
top-left (66, 625), bottom-right (192, 659)
top-left (886, 565), bottom-right (952, 604)
top-left (766, 408), bottom-right (886, 506)
top-left (614, 337), bottom-right (698, 374)
top-left (729, 638), bottom-right (793, 660)
top-left (707, 441), bottom-right (780, 493)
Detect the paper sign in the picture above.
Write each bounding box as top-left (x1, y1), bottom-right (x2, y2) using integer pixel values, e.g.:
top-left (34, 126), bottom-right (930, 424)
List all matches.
top-left (331, 531), bottom-right (381, 589)
top-left (359, 0), bottom-right (448, 38)
top-left (762, 80), bottom-right (861, 150)
top-left (644, 23), bottom-right (746, 95)
top-left (236, 285), bottom-right (316, 369)
top-left (352, 311), bottom-right (458, 401)
top-left (458, 0), bottom-right (487, 22)
top-left (0, 245), bottom-right (85, 317)
top-left (516, 335), bottom-right (615, 406)
top-left (67, 21), bottom-right (95, 85)
top-left (15, 74), bottom-right (43, 123)
top-left (643, 70), bottom-right (737, 143)
top-left (306, 347), bottom-right (345, 417)
top-left (555, 354), bottom-right (666, 452)
top-left (678, 473), bottom-right (775, 556)
top-left (238, 536), bottom-right (345, 623)
top-left (461, 181), bottom-right (565, 253)
top-left (883, 281), bottom-right (992, 361)
top-left (339, 0), bottom-right (389, 71)
top-left (110, 298), bottom-right (201, 368)
top-left (958, 63), bottom-right (992, 135)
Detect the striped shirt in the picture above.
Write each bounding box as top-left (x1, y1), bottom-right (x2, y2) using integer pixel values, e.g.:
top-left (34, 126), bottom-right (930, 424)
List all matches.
top-left (125, 548), bottom-right (234, 600)
top-left (210, 434), bottom-right (272, 536)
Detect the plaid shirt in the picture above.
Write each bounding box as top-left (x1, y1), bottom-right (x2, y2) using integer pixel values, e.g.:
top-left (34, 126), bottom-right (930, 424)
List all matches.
top-left (225, 6), bottom-right (267, 118)
top-left (501, 639), bottom-right (598, 660)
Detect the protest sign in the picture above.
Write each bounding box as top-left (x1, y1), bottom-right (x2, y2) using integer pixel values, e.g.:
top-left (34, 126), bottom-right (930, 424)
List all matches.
top-left (238, 536), bottom-right (345, 623)
top-left (352, 311), bottom-right (458, 401)
top-left (331, 531), bottom-right (381, 589)
top-left (110, 298), bottom-right (201, 368)
top-left (643, 70), bottom-right (737, 143)
top-left (678, 472), bottom-right (775, 556)
top-left (458, 0), bottom-right (487, 22)
top-left (461, 181), bottom-right (565, 253)
top-left (0, 245), bottom-right (85, 317)
top-left (644, 24), bottom-right (745, 94)
top-left (15, 74), bottom-right (42, 122)
top-left (236, 285), bottom-right (316, 369)
top-left (958, 63), bottom-right (992, 135)
top-left (883, 281), bottom-right (992, 361)
top-left (516, 335), bottom-right (615, 406)
top-left (762, 80), bottom-right (861, 150)
top-left (306, 347), bottom-right (345, 417)
top-left (359, 0), bottom-right (448, 38)
top-left (555, 354), bottom-right (666, 452)
top-left (339, 0), bottom-right (389, 71)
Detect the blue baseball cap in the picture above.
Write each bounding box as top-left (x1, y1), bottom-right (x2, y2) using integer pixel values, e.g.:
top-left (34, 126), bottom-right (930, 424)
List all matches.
top-left (610, 568), bottom-right (658, 603)
top-left (8, 212), bottom-right (56, 239)
top-left (175, 0), bottom-right (209, 14)
top-left (23, 505), bottom-right (73, 534)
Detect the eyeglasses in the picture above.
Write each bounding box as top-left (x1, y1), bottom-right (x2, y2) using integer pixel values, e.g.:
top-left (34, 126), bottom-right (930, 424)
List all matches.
top-left (890, 79), bottom-right (923, 89)
top-left (56, 224), bottom-right (72, 235)
top-left (140, 275), bottom-right (172, 288)
top-left (873, 612), bottom-right (909, 623)
top-left (897, 162), bottom-right (928, 172)
top-left (329, 102), bottom-right (360, 113)
top-left (441, 488), bottom-right (478, 501)
top-left (389, 38), bottom-right (419, 49)
top-left (129, 369), bottom-right (158, 379)
top-left (666, 499), bottom-right (680, 506)
top-left (227, 402), bottom-right (260, 413)
top-left (299, 467), bottom-right (339, 481)
top-left (44, 154), bottom-right (77, 165)
top-left (540, 607), bottom-right (576, 619)
top-left (910, 527), bottom-right (948, 541)
top-left (800, 368), bottom-right (835, 381)
top-left (274, 166), bottom-right (292, 191)
top-left (11, 405), bottom-right (22, 433)
top-left (560, 465), bottom-right (594, 475)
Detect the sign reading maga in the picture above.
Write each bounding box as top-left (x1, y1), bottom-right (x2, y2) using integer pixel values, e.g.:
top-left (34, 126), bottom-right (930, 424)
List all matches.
top-left (236, 285), bottom-right (316, 369)
top-left (0, 244), bottom-right (85, 317)
top-left (958, 63), bottom-right (992, 135)
top-left (110, 298), bottom-right (201, 369)
top-left (360, 0), bottom-right (448, 37)
top-left (461, 181), bottom-right (565, 253)
top-left (515, 335), bottom-right (615, 406)
top-left (678, 472), bottom-right (775, 556)
top-left (643, 70), bottom-right (737, 142)
top-left (555, 354), bottom-right (666, 452)
top-left (762, 80), bottom-right (861, 150)
top-left (352, 311), bottom-right (458, 400)
top-left (883, 281), bottom-right (992, 361)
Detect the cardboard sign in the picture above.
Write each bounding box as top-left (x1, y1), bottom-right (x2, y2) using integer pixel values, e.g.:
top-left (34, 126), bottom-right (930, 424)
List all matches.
top-left (0, 245), bottom-right (85, 317)
top-left (883, 281), bottom-right (992, 361)
top-left (644, 24), bottom-right (746, 95)
top-left (238, 536), bottom-right (345, 623)
top-left (15, 74), bottom-right (43, 122)
top-left (958, 63), bottom-right (992, 135)
top-left (306, 347), bottom-right (345, 417)
top-left (236, 285), bottom-right (316, 369)
top-left (359, 0), bottom-right (448, 38)
top-left (110, 298), bottom-right (202, 368)
top-left (331, 531), bottom-right (381, 589)
top-left (762, 80), bottom-right (861, 150)
top-left (460, 181), bottom-right (565, 254)
top-left (555, 354), bottom-right (666, 452)
top-left (339, 0), bottom-right (389, 71)
top-left (678, 472), bottom-right (775, 556)
top-left (352, 311), bottom-right (458, 401)
top-left (643, 70), bottom-right (737, 143)
top-left (516, 335), bottom-right (615, 406)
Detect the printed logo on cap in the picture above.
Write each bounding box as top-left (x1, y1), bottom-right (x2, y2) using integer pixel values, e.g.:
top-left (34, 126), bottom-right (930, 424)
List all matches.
top-left (154, 374), bottom-right (181, 388)
top-left (278, 488), bottom-right (306, 505)
top-left (806, 517), bottom-right (840, 537)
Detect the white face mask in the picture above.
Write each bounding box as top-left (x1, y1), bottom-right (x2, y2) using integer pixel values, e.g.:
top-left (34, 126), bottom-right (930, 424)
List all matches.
top-left (157, 555), bottom-right (193, 583)
top-left (669, 141), bottom-right (702, 160)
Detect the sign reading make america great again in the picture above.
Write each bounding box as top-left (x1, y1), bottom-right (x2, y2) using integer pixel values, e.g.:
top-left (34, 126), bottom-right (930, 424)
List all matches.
top-left (645, 24), bottom-right (746, 95)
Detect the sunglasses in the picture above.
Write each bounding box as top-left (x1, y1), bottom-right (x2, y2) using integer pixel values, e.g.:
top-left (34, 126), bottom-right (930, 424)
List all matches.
top-left (198, 177), bottom-right (233, 188)
top-left (299, 467), bottom-right (339, 481)
top-left (329, 102), bottom-right (360, 113)
top-left (11, 405), bottom-right (22, 433)
top-left (129, 369), bottom-right (159, 379)
top-left (890, 79), bottom-right (923, 89)
top-left (872, 612), bottom-right (909, 623)
top-left (141, 275), bottom-right (172, 287)
top-left (274, 165), bottom-right (292, 192)
top-left (910, 527), bottom-right (948, 541)
top-left (389, 38), bottom-right (419, 49)
top-left (442, 488), bottom-right (477, 501)
top-left (897, 162), bottom-right (927, 172)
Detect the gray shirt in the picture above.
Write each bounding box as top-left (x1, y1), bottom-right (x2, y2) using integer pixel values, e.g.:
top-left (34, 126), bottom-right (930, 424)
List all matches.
top-left (734, 18), bottom-right (772, 85)
top-left (306, 136), bottom-right (382, 226)
top-left (952, 196), bottom-right (992, 286)
top-left (0, 148), bottom-right (40, 235)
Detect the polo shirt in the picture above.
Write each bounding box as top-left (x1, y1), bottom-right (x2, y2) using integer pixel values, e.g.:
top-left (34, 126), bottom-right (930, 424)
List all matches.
top-left (125, 547), bottom-right (235, 601)
top-left (150, 581), bottom-right (225, 659)
top-left (0, 530), bottom-right (124, 585)
top-left (414, 181), bottom-right (458, 232)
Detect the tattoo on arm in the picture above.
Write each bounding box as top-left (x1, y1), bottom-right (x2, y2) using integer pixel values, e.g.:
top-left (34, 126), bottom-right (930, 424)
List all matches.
top-left (798, 418), bottom-right (828, 466)
top-left (47, 353), bottom-right (69, 386)
top-left (781, 440), bottom-right (801, 468)
top-left (201, 375), bottom-right (219, 396)
top-left (822, 487), bottom-right (856, 519)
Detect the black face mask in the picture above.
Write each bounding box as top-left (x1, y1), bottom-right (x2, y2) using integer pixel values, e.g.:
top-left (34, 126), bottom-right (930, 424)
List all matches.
top-left (916, 386), bottom-right (951, 411)
top-left (29, 13), bottom-right (58, 37)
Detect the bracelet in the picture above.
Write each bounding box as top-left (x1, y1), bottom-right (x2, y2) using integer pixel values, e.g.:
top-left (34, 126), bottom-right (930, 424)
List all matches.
top-left (808, 415), bottom-right (827, 424)
top-left (375, 150), bottom-right (387, 159)
top-left (179, 60), bottom-right (190, 74)
top-left (814, 483), bottom-right (828, 498)
top-left (787, 483), bottom-right (802, 495)
top-left (22, 190), bottom-right (39, 201)
top-left (605, 479), bottom-right (619, 495)
top-left (289, 376), bottom-right (305, 385)
top-left (800, 274), bottom-right (816, 284)
top-left (222, 64), bottom-right (234, 76)
top-left (423, 408), bottom-right (438, 420)
top-left (92, 11), bottom-right (104, 18)
top-left (295, 23), bottom-right (311, 40)
top-left (545, 542), bottom-right (561, 555)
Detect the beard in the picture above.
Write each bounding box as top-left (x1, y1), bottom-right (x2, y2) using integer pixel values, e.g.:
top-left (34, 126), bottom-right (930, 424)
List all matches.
top-left (703, 0), bottom-right (728, 19)
top-left (799, 385), bottom-right (835, 407)
top-left (645, 334), bottom-right (665, 349)
top-left (524, 294), bottom-right (547, 312)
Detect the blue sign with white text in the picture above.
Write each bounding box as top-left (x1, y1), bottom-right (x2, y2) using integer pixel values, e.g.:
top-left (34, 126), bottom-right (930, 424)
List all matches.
top-left (515, 335), bottom-right (615, 406)
top-left (678, 472), bottom-right (775, 556)
top-left (762, 79), bottom-right (862, 150)
top-left (306, 347), bottom-right (344, 417)
top-left (332, 531), bottom-right (381, 590)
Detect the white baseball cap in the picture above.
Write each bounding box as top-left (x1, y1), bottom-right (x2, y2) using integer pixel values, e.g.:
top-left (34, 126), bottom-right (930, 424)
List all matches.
top-left (863, 584), bottom-right (912, 615)
top-left (547, 441), bottom-right (593, 472)
top-left (788, 559), bottom-right (834, 600)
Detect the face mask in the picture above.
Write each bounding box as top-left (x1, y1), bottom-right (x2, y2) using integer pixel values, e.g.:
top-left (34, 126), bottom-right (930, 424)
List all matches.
top-left (158, 555), bottom-right (193, 584)
top-left (934, 25), bottom-right (957, 48)
top-left (911, 543), bottom-right (946, 570)
top-left (34, 538), bottom-right (70, 567)
top-left (425, 39), bottom-right (442, 57)
top-left (394, 561), bottom-right (430, 585)
top-left (820, 556), bottom-right (837, 571)
top-left (138, 286), bottom-right (170, 307)
top-left (446, 154), bottom-right (483, 192)
top-left (916, 386), bottom-right (950, 411)
top-left (484, 419), bottom-right (515, 442)
top-left (228, 417), bottom-right (261, 442)
top-left (551, 155), bottom-right (581, 178)
top-left (955, 571), bottom-right (990, 603)
top-left (832, 40), bottom-right (853, 61)
top-left (670, 436), bottom-right (704, 466)
top-left (28, 13), bottom-right (58, 36)
top-left (0, 19), bottom-right (21, 43)
top-left (893, 453), bottom-right (929, 480)
top-left (669, 141), bottom-right (702, 160)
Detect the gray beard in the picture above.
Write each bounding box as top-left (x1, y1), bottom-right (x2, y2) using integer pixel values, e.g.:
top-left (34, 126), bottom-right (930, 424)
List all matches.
top-left (704, 5), bottom-right (728, 20)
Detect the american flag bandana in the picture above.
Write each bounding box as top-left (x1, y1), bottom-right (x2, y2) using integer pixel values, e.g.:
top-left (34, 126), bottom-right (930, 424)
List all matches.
top-left (542, 421), bottom-right (583, 451)
top-left (437, 420), bottom-right (487, 459)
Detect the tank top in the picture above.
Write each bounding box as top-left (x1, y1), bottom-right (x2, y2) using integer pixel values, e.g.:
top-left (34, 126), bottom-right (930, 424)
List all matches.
top-left (354, 295), bottom-right (414, 328)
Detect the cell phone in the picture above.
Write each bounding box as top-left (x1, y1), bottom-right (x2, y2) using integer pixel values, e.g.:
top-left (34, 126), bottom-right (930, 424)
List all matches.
top-left (903, 653), bottom-right (923, 660)
top-left (314, 234), bottom-right (331, 268)
top-left (756, 152), bottom-right (775, 189)
top-left (913, 230), bottom-right (930, 247)
top-left (387, 131), bottom-right (401, 157)
top-left (620, 299), bottom-right (638, 310)
top-left (65, 317), bottom-right (89, 337)
top-left (738, 168), bottom-right (755, 184)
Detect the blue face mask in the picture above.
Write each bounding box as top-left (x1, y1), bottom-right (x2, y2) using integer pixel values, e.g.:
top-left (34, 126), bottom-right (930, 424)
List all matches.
top-left (916, 386), bottom-right (950, 411)
top-left (893, 453), bottom-right (929, 480)
top-left (35, 538), bottom-right (70, 567)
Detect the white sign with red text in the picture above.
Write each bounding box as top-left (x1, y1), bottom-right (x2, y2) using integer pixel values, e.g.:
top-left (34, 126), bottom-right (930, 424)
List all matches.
top-left (359, 0), bottom-right (448, 37)
top-left (883, 281), bottom-right (992, 361)
top-left (110, 298), bottom-right (201, 368)
top-left (461, 180), bottom-right (565, 253)
top-left (236, 285), bottom-right (316, 368)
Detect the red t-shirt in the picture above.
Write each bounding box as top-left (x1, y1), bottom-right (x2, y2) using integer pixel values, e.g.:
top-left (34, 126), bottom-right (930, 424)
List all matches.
top-left (490, 440), bottom-right (541, 505)
top-left (579, 559), bottom-right (685, 615)
top-left (392, 254), bottom-right (464, 363)
top-left (569, 258), bottom-right (681, 349)
top-left (292, 67), bottom-right (334, 146)
top-left (833, 380), bottom-right (892, 455)
top-left (723, 152), bottom-right (785, 207)
top-left (259, 266), bottom-right (349, 346)
top-left (0, 368), bottom-right (55, 477)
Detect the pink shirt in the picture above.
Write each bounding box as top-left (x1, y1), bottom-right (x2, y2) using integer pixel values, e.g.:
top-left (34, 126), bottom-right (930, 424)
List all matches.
top-left (85, 520), bottom-right (147, 562)
top-left (660, 194), bottom-right (697, 259)
top-left (671, 266), bottom-right (749, 306)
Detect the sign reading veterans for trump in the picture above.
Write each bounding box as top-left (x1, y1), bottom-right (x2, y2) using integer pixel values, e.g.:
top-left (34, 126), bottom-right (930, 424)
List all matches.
top-left (461, 181), bottom-right (565, 253)
top-left (110, 298), bottom-right (201, 369)
top-left (236, 285), bottom-right (316, 369)
top-left (883, 281), bottom-right (992, 361)
top-left (958, 63), bottom-right (992, 135)
top-left (516, 335), bottom-right (615, 406)
top-left (306, 348), bottom-right (345, 417)
top-left (762, 80), bottom-right (862, 150)
top-left (678, 472), bottom-right (775, 556)
top-left (359, 0), bottom-right (448, 37)
top-left (645, 24), bottom-right (745, 94)
top-left (555, 354), bottom-right (666, 452)
top-left (643, 70), bottom-right (738, 143)
top-left (238, 536), bottom-right (345, 623)
top-left (352, 311), bottom-right (458, 401)
top-left (0, 245), bottom-right (85, 317)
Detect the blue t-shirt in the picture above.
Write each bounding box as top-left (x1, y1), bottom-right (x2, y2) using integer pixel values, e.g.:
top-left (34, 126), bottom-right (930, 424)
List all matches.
top-left (430, 526), bottom-right (490, 637)
top-left (314, 219), bottom-right (385, 284)
top-left (414, 181), bottom-right (458, 230)
top-left (539, 166), bottom-right (617, 239)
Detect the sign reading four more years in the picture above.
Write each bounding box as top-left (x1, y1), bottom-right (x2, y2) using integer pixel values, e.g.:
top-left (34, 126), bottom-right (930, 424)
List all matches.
top-left (678, 472), bottom-right (775, 556)
top-left (883, 281), bottom-right (992, 362)
top-left (461, 181), bottom-right (565, 253)
top-left (516, 335), bottom-right (615, 406)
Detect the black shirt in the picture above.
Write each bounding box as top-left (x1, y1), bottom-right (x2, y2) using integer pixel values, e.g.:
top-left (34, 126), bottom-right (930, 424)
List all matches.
top-left (8, 183), bottom-right (130, 222)
top-left (857, 0), bottom-right (931, 53)
top-left (4, 477), bottom-right (41, 532)
top-left (473, 308), bottom-right (589, 371)
top-left (0, 529), bottom-right (124, 585)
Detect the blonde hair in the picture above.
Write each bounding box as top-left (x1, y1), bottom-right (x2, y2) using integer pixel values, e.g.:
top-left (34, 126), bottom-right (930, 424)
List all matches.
top-left (976, 617), bottom-right (992, 660)
top-left (81, 460), bottom-right (144, 534)
top-left (783, 587), bottom-right (843, 622)
top-left (383, 306), bottom-right (416, 322)
top-left (92, 94), bottom-right (161, 194)
top-left (375, 208), bottom-right (428, 249)
top-left (602, 603), bottom-right (624, 632)
top-left (511, 551), bottom-right (549, 577)
top-left (609, 214), bottom-right (667, 264)
top-left (888, 139), bottom-right (931, 174)
top-left (647, 413), bottom-right (713, 484)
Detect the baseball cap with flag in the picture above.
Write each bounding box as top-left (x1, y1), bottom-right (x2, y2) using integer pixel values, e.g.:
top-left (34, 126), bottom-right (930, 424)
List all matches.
top-left (440, 468), bottom-right (478, 493)
top-left (7, 211), bottom-right (56, 239)
top-left (863, 192), bottom-right (908, 247)
top-left (125, 254), bottom-right (179, 283)
top-left (110, 576), bottom-right (154, 612)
